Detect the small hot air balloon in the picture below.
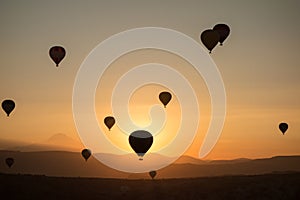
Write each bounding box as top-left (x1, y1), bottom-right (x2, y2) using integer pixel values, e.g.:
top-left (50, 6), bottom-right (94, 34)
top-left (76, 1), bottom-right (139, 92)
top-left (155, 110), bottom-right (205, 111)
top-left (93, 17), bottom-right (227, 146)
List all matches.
top-left (149, 170), bottom-right (157, 179)
top-left (159, 91), bottom-right (172, 108)
top-left (5, 157), bottom-right (14, 168)
top-left (2, 99), bottom-right (15, 117)
top-left (213, 24), bottom-right (230, 46)
top-left (279, 122), bottom-right (288, 135)
top-left (104, 116), bottom-right (115, 131)
top-left (81, 149), bottom-right (92, 161)
top-left (49, 46), bottom-right (66, 67)
top-left (200, 29), bottom-right (220, 53)
top-left (129, 130), bottom-right (153, 160)
top-left (120, 185), bottom-right (130, 194)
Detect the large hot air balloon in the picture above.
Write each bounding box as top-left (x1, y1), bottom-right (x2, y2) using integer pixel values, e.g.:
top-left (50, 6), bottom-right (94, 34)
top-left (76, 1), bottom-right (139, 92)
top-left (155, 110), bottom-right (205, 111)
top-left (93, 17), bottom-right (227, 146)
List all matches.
top-left (5, 157), bottom-right (14, 168)
top-left (129, 130), bottom-right (153, 160)
top-left (49, 46), bottom-right (66, 67)
top-left (2, 99), bottom-right (15, 117)
top-left (200, 29), bottom-right (220, 53)
top-left (213, 24), bottom-right (230, 46)
top-left (279, 122), bottom-right (288, 135)
top-left (159, 91), bottom-right (172, 108)
top-left (81, 149), bottom-right (92, 161)
top-left (104, 116), bottom-right (115, 131)
top-left (149, 170), bottom-right (157, 179)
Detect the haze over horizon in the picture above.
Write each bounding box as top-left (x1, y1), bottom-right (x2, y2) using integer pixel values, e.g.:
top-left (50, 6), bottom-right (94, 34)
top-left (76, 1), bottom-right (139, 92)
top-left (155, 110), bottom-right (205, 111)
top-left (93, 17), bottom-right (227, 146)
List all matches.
top-left (1, 0), bottom-right (300, 162)
top-left (1, 133), bottom-right (299, 161)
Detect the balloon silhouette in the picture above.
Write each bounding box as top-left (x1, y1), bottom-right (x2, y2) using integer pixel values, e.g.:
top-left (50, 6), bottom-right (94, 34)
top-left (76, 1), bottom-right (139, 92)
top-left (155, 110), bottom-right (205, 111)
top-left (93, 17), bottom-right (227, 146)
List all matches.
top-left (81, 149), bottom-right (92, 161)
top-left (149, 170), bottom-right (157, 179)
top-left (120, 185), bottom-right (130, 194)
top-left (159, 91), bottom-right (172, 108)
top-left (5, 157), bottom-right (14, 168)
top-left (2, 99), bottom-right (15, 117)
top-left (213, 24), bottom-right (230, 46)
top-left (279, 122), bottom-right (288, 135)
top-left (104, 116), bottom-right (115, 131)
top-left (200, 29), bottom-right (220, 53)
top-left (49, 46), bottom-right (66, 67)
top-left (129, 130), bottom-right (153, 160)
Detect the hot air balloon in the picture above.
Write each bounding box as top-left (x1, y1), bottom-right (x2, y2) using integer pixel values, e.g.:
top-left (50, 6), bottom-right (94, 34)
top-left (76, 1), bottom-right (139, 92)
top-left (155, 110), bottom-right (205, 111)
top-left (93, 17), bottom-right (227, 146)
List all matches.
top-left (129, 130), bottom-right (153, 160)
top-left (81, 149), bottom-right (92, 161)
top-left (2, 99), bottom-right (15, 117)
top-left (5, 157), bottom-right (14, 168)
top-left (200, 29), bottom-right (220, 53)
top-left (159, 91), bottom-right (172, 108)
top-left (213, 24), bottom-right (230, 46)
top-left (49, 46), bottom-right (66, 67)
top-left (149, 170), bottom-right (157, 179)
top-left (104, 116), bottom-right (115, 131)
top-left (120, 185), bottom-right (130, 194)
top-left (279, 122), bottom-right (288, 135)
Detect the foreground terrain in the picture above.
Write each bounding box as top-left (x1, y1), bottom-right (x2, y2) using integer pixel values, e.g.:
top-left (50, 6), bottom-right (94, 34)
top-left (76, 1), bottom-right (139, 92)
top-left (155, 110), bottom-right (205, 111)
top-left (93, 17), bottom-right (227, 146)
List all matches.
top-left (1, 172), bottom-right (300, 200)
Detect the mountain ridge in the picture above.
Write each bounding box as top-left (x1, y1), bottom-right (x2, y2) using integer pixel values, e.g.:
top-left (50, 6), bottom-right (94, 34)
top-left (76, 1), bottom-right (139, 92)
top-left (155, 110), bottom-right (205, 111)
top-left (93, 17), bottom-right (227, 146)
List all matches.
top-left (1, 150), bottom-right (299, 179)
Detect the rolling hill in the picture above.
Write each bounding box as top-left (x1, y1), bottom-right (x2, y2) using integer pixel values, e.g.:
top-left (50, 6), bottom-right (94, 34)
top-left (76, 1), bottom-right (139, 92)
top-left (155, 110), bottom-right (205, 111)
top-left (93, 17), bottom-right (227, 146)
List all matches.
top-left (1, 150), bottom-right (299, 179)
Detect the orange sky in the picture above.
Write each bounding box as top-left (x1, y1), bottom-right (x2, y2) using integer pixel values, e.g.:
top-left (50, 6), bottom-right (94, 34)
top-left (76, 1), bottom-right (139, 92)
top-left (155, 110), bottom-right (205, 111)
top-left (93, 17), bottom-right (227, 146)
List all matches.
top-left (0, 0), bottom-right (300, 160)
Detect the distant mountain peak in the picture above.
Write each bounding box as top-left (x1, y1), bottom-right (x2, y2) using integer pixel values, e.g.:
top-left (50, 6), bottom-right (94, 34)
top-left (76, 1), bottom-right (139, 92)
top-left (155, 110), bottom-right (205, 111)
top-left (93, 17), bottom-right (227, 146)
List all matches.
top-left (47, 133), bottom-right (73, 142)
top-left (45, 133), bottom-right (83, 150)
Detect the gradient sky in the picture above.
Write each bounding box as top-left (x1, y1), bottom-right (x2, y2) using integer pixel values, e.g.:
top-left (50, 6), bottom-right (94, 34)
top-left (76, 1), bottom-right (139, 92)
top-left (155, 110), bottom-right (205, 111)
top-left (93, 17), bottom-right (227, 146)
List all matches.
top-left (0, 0), bottom-right (299, 160)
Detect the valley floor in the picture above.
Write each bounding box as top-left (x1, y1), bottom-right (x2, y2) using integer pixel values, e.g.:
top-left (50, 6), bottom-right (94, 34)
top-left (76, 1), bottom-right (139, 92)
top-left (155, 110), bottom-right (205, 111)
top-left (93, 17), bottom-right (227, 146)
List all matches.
top-left (1, 172), bottom-right (300, 200)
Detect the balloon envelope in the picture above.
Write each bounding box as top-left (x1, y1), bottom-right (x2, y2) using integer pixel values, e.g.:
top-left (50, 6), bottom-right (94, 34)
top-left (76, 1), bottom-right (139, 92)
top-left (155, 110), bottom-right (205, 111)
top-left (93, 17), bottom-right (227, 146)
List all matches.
top-left (81, 149), bottom-right (92, 161)
top-left (104, 116), bottom-right (115, 131)
top-left (129, 130), bottom-right (153, 160)
top-left (279, 122), bottom-right (288, 135)
top-left (120, 185), bottom-right (130, 193)
top-left (200, 29), bottom-right (220, 53)
top-left (213, 24), bottom-right (230, 45)
top-left (159, 91), bottom-right (172, 108)
top-left (2, 99), bottom-right (15, 117)
top-left (149, 170), bottom-right (157, 179)
top-left (49, 46), bottom-right (66, 67)
top-left (5, 157), bottom-right (14, 168)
